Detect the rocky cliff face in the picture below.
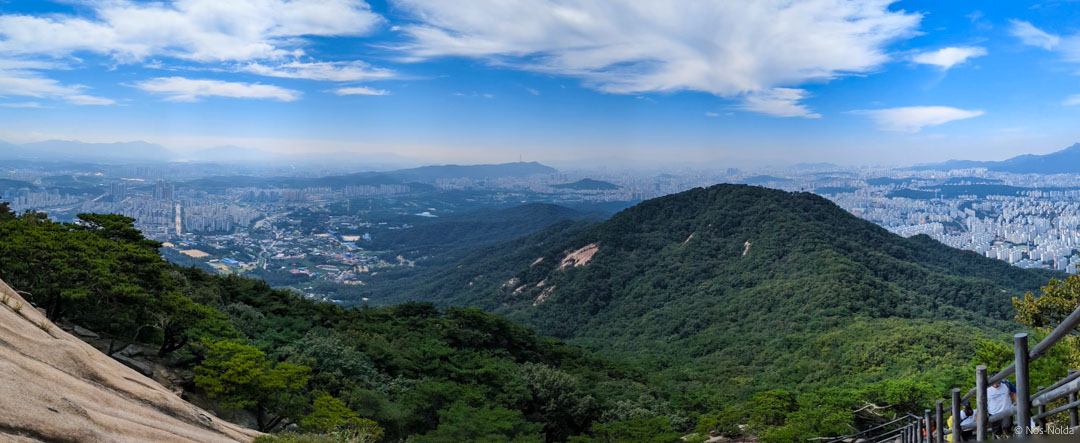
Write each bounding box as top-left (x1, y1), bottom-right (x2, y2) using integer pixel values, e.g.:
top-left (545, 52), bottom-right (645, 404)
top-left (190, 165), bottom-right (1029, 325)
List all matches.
top-left (0, 278), bottom-right (259, 443)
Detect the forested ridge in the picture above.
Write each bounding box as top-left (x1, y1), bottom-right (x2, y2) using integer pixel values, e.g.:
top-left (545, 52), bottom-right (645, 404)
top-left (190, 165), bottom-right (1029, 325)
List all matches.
top-left (0, 185), bottom-right (1072, 442)
top-left (0, 201), bottom-right (681, 442)
top-left (346, 184), bottom-right (1069, 440)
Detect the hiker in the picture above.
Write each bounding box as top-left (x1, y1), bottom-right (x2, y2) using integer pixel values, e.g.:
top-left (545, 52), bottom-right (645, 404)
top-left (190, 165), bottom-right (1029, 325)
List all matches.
top-left (947, 402), bottom-right (975, 442)
top-left (987, 373), bottom-right (1017, 437)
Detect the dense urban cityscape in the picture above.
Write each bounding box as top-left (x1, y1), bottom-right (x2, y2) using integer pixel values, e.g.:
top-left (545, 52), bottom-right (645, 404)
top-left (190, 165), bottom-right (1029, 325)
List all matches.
top-left (9, 157), bottom-right (1080, 301)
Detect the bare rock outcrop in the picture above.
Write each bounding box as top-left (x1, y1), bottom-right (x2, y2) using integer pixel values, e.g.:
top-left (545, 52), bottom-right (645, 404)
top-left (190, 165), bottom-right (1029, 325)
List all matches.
top-left (558, 243), bottom-right (599, 270)
top-left (0, 278), bottom-right (260, 442)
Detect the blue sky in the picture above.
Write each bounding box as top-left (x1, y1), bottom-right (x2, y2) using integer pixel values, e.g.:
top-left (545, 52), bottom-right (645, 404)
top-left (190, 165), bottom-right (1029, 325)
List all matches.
top-left (1, 0), bottom-right (1080, 168)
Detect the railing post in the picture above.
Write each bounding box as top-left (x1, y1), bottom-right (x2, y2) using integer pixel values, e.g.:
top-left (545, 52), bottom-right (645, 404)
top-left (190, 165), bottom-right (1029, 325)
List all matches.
top-left (952, 388), bottom-right (964, 442)
top-left (1036, 385), bottom-right (1046, 430)
top-left (976, 365), bottom-right (988, 441)
top-left (1014, 333), bottom-right (1031, 435)
top-left (936, 400), bottom-right (945, 443)
top-left (1070, 369), bottom-right (1079, 428)
top-left (925, 409), bottom-right (932, 442)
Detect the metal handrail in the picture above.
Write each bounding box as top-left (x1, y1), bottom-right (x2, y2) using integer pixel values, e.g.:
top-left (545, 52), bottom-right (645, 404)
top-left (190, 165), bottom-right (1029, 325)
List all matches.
top-left (824, 414), bottom-right (919, 443)
top-left (946, 301), bottom-right (1080, 440)
top-left (959, 303), bottom-right (1080, 404)
top-left (1033, 369), bottom-right (1080, 400)
top-left (855, 300), bottom-right (1080, 442)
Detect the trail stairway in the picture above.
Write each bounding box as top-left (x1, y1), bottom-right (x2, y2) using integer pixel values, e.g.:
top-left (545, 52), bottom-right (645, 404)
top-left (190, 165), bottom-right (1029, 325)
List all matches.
top-left (826, 303), bottom-right (1080, 442)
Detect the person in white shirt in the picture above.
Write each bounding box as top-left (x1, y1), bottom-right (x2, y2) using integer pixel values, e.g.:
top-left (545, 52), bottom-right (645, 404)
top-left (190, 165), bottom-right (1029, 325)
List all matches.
top-left (986, 373), bottom-right (1017, 436)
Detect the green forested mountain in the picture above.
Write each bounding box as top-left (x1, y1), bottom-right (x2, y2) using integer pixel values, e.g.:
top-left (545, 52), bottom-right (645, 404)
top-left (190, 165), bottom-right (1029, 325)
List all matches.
top-left (351, 184), bottom-right (1062, 438)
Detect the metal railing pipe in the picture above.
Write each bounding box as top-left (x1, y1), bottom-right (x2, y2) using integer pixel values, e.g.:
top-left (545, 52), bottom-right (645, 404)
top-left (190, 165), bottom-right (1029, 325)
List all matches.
top-left (976, 365), bottom-right (988, 441)
top-left (1033, 368), bottom-right (1080, 399)
top-left (951, 388), bottom-right (964, 442)
top-left (824, 414), bottom-right (922, 443)
top-left (962, 364), bottom-right (1015, 403)
top-left (1028, 303), bottom-right (1080, 360)
top-left (1071, 370), bottom-right (1079, 427)
top-left (1014, 333), bottom-right (1031, 435)
top-left (924, 409), bottom-right (931, 442)
top-left (936, 400), bottom-right (945, 443)
top-left (1036, 386), bottom-right (1046, 430)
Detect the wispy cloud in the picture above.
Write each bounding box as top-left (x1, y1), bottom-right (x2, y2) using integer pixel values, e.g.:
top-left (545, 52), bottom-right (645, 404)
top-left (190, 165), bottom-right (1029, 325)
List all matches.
top-left (0, 67), bottom-right (113, 105)
top-left (393, 0), bottom-right (921, 117)
top-left (739, 88), bottom-right (821, 118)
top-left (0, 0), bottom-right (383, 63)
top-left (0, 101), bottom-right (42, 108)
top-left (1064, 94), bottom-right (1080, 106)
top-left (244, 61), bottom-right (394, 82)
top-left (133, 77), bottom-right (300, 102)
top-left (1008, 19), bottom-right (1060, 50)
top-left (1006, 19), bottom-right (1080, 64)
top-left (334, 86), bottom-right (389, 96)
top-left (912, 46), bottom-right (987, 70)
top-left (704, 112), bottom-right (720, 117)
top-left (852, 106), bottom-right (984, 132)
top-left (452, 91), bottom-right (495, 99)
top-left (0, 0), bottom-right (391, 97)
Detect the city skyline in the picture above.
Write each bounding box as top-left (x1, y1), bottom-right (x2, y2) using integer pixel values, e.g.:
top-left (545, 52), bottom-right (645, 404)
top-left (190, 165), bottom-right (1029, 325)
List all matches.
top-left (2, 0), bottom-right (1080, 167)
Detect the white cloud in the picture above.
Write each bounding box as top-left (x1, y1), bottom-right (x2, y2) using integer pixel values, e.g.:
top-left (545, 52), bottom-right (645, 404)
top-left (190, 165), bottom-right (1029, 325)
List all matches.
top-left (1063, 36), bottom-right (1080, 63)
top-left (1008, 19), bottom-right (1060, 50)
top-left (392, 0), bottom-right (921, 116)
top-left (1006, 20), bottom-right (1080, 64)
top-left (852, 106), bottom-right (984, 132)
top-left (912, 46), bottom-right (987, 70)
top-left (0, 1), bottom-right (384, 63)
top-left (244, 60), bottom-right (394, 81)
top-left (704, 112), bottom-right (719, 117)
top-left (0, 0), bottom-right (393, 100)
top-left (133, 77), bottom-right (300, 102)
top-left (0, 102), bottom-right (42, 108)
top-left (0, 66), bottom-right (113, 105)
top-left (739, 88), bottom-right (821, 118)
top-left (67, 95), bottom-right (117, 106)
top-left (1064, 95), bottom-right (1080, 106)
top-left (526, 87), bottom-right (540, 95)
top-left (334, 86), bottom-right (389, 96)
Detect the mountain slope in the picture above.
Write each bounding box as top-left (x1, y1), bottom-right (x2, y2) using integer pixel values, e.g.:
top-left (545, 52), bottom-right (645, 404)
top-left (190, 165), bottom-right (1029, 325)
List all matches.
top-left (370, 203), bottom-right (594, 259)
top-left (912, 142), bottom-right (1080, 173)
top-left (365, 184), bottom-right (1058, 399)
top-left (0, 278), bottom-right (258, 442)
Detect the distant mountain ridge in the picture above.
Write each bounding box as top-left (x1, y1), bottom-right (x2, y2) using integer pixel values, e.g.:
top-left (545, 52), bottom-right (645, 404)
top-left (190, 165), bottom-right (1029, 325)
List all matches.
top-left (551, 178), bottom-right (619, 190)
top-left (0, 139), bottom-right (173, 164)
top-left (387, 161), bottom-right (556, 181)
top-left (184, 162), bottom-right (558, 190)
top-left (911, 142), bottom-right (1080, 173)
